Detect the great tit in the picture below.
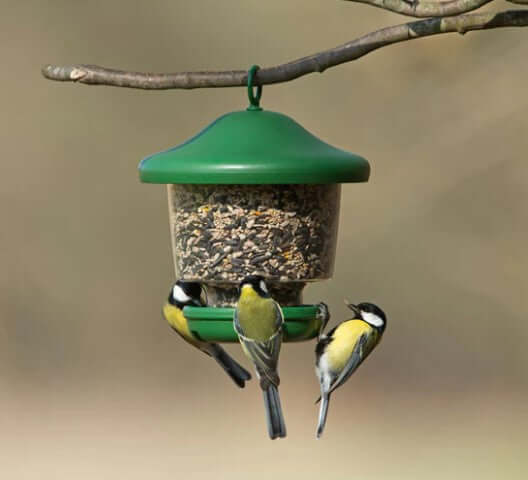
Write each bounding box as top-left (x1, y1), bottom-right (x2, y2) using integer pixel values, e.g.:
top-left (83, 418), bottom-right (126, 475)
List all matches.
top-left (315, 301), bottom-right (386, 438)
top-left (234, 275), bottom-right (286, 439)
top-left (164, 280), bottom-right (252, 388)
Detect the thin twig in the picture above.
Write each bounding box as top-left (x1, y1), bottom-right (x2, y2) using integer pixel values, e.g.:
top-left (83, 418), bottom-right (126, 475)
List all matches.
top-left (42, 10), bottom-right (528, 90)
top-left (343, 0), bottom-right (496, 18)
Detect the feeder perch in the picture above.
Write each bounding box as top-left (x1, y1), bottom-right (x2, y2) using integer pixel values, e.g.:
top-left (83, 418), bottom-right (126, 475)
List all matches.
top-left (139, 66), bottom-right (370, 342)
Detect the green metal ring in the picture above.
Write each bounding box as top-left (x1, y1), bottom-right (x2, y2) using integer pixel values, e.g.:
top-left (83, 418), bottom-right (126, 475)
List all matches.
top-left (183, 305), bottom-right (322, 343)
top-left (247, 65), bottom-right (262, 111)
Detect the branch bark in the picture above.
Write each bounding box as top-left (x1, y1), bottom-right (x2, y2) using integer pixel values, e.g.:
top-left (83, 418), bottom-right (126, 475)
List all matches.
top-left (343, 0), bottom-right (494, 18)
top-left (42, 10), bottom-right (528, 90)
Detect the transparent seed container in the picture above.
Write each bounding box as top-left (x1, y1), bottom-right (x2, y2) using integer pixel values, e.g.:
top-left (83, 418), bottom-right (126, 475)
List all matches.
top-left (168, 184), bottom-right (341, 306)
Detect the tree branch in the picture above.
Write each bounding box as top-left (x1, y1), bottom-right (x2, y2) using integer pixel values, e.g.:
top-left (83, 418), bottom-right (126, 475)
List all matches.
top-left (42, 10), bottom-right (528, 90)
top-left (343, 0), bottom-right (494, 18)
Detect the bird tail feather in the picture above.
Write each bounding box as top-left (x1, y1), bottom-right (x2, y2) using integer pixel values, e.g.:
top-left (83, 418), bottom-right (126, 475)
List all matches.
top-left (263, 384), bottom-right (287, 439)
top-left (210, 344), bottom-right (252, 388)
top-left (316, 394), bottom-right (330, 439)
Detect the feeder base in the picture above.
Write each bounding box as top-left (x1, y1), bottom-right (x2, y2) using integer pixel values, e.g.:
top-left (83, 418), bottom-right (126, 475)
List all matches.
top-left (183, 305), bottom-right (322, 343)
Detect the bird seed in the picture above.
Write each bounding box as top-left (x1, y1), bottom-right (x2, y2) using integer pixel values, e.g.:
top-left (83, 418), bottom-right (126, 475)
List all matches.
top-left (168, 184), bottom-right (340, 305)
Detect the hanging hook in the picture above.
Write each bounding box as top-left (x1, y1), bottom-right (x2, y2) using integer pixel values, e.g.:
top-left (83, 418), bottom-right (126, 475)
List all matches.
top-left (247, 65), bottom-right (262, 111)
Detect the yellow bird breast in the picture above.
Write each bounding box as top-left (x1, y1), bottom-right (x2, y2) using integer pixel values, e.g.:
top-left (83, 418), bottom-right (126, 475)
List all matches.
top-left (163, 303), bottom-right (195, 343)
top-left (237, 287), bottom-right (278, 342)
top-left (326, 320), bottom-right (373, 372)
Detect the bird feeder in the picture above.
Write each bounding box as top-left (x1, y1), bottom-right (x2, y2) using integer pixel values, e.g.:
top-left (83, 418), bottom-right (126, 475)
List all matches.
top-left (139, 66), bottom-right (369, 342)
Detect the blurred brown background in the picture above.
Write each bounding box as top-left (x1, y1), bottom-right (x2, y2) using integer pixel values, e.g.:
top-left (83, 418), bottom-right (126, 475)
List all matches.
top-left (1, 1), bottom-right (527, 478)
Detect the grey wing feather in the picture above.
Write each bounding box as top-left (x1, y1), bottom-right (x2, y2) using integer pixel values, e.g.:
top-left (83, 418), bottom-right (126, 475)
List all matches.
top-left (273, 300), bottom-right (284, 330)
top-left (326, 333), bottom-right (369, 396)
top-left (233, 303), bottom-right (283, 387)
top-left (233, 307), bottom-right (241, 336)
top-left (233, 307), bottom-right (246, 338)
top-left (237, 329), bottom-right (282, 386)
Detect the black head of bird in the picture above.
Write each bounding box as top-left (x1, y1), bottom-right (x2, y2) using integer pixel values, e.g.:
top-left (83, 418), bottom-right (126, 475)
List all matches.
top-left (345, 301), bottom-right (387, 333)
top-left (169, 280), bottom-right (203, 308)
top-left (239, 275), bottom-right (270, 298)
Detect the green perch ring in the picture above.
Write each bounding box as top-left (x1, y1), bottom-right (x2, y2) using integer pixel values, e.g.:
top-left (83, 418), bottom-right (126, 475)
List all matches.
top-left (184, 304), bottom-right (323, 343)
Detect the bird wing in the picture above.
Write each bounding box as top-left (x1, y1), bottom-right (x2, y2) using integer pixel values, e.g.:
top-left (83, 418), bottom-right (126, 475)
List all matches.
top-left (326, 333), bottom-right (369, 396)
top-left (269, 299), bottom-right (284, 330)
top-left (236, 328), bottom-right (282, 386)
top-left (234, 304), bottom-right (283, 387)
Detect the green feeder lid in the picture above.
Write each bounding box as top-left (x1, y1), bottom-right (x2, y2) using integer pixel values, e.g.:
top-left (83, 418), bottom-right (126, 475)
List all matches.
top-left (139, 109), bottom-right (370, 184)
top-left (183, 305), bottom-right (321, 343)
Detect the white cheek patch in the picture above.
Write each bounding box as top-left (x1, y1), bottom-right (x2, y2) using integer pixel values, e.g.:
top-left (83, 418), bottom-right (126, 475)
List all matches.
top-left (259, 280), bottom-right (268, 294)
top-left (361, 311), bottom-right (384, 328)
top-left (173, 285), bottom-right (191, 303)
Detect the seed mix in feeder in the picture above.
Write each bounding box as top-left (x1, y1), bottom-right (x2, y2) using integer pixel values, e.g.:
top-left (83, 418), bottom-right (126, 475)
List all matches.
top-left (168, 184), bottom-right (340, 285)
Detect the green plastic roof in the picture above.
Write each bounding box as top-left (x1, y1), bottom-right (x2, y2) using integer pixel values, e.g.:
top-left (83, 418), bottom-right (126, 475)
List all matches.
top-left (139, 109), bottom-right (370, 184)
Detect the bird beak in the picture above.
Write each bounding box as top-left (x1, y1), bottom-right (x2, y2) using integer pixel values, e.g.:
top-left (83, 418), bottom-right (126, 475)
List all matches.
top-left (344, 299), bottom-right (360, 316)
